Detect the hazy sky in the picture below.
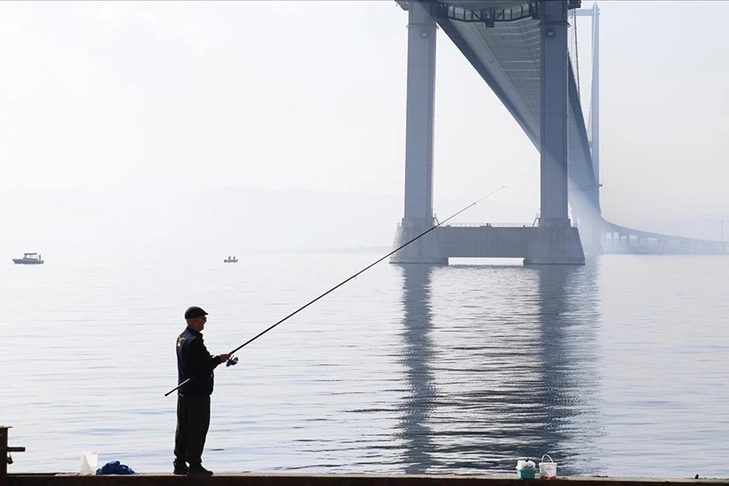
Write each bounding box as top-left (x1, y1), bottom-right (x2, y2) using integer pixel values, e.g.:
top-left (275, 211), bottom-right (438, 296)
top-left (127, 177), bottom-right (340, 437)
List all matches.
top-left (0, 1), bottom-right (727, 244)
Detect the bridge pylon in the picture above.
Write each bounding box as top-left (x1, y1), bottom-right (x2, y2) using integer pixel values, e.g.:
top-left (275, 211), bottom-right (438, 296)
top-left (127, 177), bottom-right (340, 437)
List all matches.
top-left (392, 0), bottom-right (584, 265)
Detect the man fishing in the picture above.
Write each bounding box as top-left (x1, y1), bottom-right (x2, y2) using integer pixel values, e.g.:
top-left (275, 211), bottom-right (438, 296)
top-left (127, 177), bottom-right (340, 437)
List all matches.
top-left (173, 306), bottom-right (230, 476)
top-left (163, 190), bottom-right (504, 474)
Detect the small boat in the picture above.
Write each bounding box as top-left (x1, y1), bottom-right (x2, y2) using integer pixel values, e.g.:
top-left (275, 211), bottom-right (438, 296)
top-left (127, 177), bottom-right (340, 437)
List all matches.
top-left (13, 252), bottom-right (44, 265)
top-left (224, 255), bottom-right (238, 263)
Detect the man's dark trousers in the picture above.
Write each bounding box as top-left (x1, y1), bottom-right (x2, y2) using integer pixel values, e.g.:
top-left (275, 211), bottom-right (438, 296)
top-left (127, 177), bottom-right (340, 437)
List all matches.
top-left (174, 394), bottom-right (211, 467)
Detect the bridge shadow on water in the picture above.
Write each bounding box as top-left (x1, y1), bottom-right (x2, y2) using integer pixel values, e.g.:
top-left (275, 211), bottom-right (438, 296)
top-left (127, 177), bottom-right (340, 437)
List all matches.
top-left (394, 261), bottom-right (604, 476)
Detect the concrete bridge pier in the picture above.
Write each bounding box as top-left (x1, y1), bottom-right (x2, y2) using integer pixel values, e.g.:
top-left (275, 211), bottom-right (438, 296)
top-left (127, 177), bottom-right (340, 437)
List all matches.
top-left (533, 0), bottom-right (584, 265)
top-left (391, 1), bottom-right (445, 264)
top-left (391, 218), bottom-right (447, 264)
top-left (392, 0), bottom-right (584, 265)
top-left (523, 222), bottom-right (586, 265)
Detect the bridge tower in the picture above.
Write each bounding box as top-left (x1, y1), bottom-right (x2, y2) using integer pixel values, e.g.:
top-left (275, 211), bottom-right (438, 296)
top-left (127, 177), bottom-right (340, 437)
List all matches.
top-left (391, 0), bottom-right (584, 265)
top-left (390, 0), bottom-right (444, 263)
top-left (530, 0), bottom-right (585, 264)
top-left (572, 3), bottom-right (603, 256)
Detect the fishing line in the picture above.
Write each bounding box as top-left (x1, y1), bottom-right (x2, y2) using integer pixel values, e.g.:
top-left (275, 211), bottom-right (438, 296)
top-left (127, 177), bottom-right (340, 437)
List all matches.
top-left (165, 185), bottom-right (505, 397)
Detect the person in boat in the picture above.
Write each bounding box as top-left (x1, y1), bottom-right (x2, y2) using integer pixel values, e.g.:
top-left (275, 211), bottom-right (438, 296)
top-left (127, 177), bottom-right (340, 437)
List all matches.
top-left (173, 306), bottom-right (230, 476)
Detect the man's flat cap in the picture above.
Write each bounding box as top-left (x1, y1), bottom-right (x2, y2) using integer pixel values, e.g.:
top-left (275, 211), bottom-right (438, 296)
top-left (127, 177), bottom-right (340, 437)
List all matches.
top-left (184, 306), bottom-right (208, 320)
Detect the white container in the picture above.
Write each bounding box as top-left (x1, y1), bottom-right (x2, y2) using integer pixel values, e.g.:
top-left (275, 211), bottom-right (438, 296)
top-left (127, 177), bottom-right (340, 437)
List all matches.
top-left (80, 451), bottom-right (97, 475)
top-left (516, 458), bottom-right (536, 479)
top-left (539, 454), bottom-right (557, 479)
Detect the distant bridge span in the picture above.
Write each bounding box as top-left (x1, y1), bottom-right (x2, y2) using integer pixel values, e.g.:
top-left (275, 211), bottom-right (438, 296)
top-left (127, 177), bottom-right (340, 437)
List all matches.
top-left (601, 221), bottom-right (729, 255)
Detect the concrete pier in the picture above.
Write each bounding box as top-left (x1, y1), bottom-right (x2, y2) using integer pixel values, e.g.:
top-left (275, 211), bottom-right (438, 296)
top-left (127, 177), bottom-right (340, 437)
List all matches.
top-left (393, 1), bottom-right (585, 265)
top-left (391, 225), bottom-right (584, 265)
top-left (390, 219), bottom-right (447, 264)
top-left (7, 473), bottom-right (729, 486)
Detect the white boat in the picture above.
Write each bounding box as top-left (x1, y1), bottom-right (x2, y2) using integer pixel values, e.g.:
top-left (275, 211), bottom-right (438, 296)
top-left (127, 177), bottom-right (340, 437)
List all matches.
top-left (13, 252), bottom-right (44, 265)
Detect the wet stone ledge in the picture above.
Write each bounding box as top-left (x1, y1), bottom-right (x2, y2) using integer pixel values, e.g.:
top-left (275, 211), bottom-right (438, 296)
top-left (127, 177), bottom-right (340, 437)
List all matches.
top-left (6, 474), bottom-right (729, 486)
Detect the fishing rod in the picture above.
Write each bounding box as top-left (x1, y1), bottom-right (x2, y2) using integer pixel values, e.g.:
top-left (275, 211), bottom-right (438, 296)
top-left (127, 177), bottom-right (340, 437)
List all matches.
top-left (165, 186), bottom-right (505, 397)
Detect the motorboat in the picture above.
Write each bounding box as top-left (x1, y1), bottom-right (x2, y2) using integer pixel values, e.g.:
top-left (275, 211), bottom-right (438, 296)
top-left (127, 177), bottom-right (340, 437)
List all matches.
top-left (224, 255), bottom-right (238, 263)
top-left (13, 252), bottom-right (44, 265)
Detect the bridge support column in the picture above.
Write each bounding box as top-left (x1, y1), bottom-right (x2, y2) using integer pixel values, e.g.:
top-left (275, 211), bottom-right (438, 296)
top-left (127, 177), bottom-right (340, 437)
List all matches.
top-left (391, 1), bottom-right (445, 264)
top-left (524, 226), bottom-right (585, 265)
top-left (532, 0), bottom-right (584, 265)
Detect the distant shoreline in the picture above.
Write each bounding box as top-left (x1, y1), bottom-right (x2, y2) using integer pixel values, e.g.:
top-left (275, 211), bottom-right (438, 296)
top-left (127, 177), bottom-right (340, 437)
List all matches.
top-left (305, 246), bottom-right (391, 254)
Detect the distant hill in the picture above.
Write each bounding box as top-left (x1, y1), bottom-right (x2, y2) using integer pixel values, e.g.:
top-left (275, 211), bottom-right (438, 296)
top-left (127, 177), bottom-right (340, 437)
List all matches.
top-left (0, 185), bottom-right (538, 257)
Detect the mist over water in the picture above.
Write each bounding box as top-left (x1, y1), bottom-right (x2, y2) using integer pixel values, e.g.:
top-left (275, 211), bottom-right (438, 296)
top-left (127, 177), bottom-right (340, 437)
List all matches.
top-left (1, 2), bottom-right (727, 478)
top-left (1, 252), bottom-right (728, 478)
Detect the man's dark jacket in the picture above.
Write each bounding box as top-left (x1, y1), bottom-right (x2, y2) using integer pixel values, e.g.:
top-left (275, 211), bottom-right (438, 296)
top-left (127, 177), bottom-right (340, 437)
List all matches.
top-left (176, 327), bottom-right (222, 396)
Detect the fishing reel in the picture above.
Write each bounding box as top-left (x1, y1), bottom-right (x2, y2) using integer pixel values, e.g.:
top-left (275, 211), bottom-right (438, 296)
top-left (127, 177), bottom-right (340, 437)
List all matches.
top-left (226, 356), bottom-right (239, 367)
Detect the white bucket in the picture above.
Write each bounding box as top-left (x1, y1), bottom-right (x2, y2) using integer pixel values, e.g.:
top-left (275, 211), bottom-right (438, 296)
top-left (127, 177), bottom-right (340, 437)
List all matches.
top-left (80, 451), bottom-right (98, 475)
top-left (539, 454), bottom-right (557, 479)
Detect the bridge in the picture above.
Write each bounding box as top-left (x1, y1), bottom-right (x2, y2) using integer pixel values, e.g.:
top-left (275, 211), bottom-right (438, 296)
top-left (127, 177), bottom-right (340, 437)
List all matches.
top-left (389, 1), bottom-right (729, 264)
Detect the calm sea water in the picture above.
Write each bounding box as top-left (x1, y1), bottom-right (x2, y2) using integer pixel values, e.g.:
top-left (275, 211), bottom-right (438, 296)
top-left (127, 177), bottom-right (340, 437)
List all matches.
top-left (1, 252), bottom-right (728, 478)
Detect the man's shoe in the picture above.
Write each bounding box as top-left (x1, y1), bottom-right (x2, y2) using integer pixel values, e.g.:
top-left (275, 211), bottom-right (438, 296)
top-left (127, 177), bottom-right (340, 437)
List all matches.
top-left (187, 465), bottom-right (213, 476)
top-left (173, 461), bottom-right (188, 475)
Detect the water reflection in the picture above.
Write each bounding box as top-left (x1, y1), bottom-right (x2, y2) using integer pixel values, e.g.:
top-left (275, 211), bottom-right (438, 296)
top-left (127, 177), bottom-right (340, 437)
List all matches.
top-left (395, 261), bottom-right (602, 475)
top-left (529, 262), bottom-right (604, 475)
top-left (395, 264), bottom-right (437, 474)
